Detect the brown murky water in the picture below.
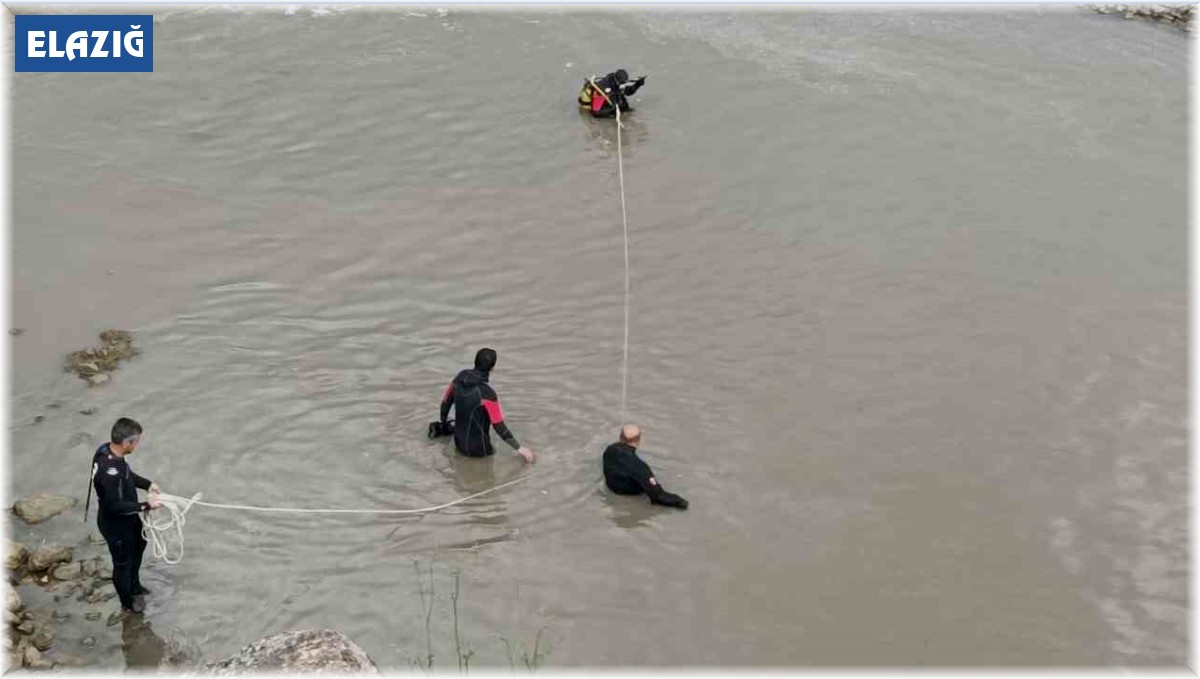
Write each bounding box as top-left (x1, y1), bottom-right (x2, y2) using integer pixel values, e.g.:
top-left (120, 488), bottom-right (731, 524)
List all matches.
top-left (8, 5), bottom-right (1187, 667)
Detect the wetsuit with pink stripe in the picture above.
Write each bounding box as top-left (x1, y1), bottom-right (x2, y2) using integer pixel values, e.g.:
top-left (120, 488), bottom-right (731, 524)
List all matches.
top-left (439, 368), bottom-right (520, 457)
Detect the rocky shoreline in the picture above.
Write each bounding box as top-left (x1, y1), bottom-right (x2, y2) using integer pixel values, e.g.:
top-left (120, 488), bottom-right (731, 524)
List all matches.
top-left (5, 494), bottom-right (125, 671)
top-left (1089, 4), bottom-right (1194, 32)
top-left (9, 331), bottom-right (383, 672)
top-left (5, 494), bottom-right (380, 673)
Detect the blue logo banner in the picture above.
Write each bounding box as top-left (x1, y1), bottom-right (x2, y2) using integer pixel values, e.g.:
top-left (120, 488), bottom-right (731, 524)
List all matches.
top-left (15, 15), bottom-right (153, 72)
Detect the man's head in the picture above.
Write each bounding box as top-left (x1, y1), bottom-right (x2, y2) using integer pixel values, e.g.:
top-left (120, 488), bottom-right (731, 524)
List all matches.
top-left (110, 417), bottom-right (143, 455)
top-left (615, 69), bottom-right (629, 83)
top-left (619, 424), bottom-right (641, 446)
top-left (474, 347), bottom-right (497, 373)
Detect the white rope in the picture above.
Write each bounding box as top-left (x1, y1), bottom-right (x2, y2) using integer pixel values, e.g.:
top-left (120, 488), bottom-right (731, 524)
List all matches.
top-left (140, 474), bottom-right (533, 564)
top-left (140, 492), bottom-right (202, 565)
top-left (616, 102), bottom-right (631, 425)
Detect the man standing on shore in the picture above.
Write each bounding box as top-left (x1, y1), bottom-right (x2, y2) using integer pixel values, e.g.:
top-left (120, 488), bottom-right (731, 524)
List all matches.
top-left (91, 418), bottom-right (162, 614)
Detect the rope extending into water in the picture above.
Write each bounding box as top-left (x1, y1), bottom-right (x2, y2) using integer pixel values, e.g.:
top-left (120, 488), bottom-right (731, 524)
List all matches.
top-left (141, 475), bottom-right (534, 564)
top-left (616, 104), bottom-right (631, 425)
top-left (139, 85), bottom-right (635, 566)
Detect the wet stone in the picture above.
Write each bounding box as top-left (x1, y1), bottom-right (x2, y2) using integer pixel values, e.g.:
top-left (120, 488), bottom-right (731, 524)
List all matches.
top-left (31, 627), bottom-right (53, 651)
top-left (22, 643), bottom-right (41, 666)
top-left (5, 543), bottom-right (28, 574)
top-left (14, 496), bottom-right (76, 525)
top-left (28, 545), bottom-right (72, 572)
top-left (51, 562), bottom-right (82, 581)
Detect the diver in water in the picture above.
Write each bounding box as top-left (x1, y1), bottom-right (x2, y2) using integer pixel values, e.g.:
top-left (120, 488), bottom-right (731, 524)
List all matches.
top-left (578, 69), bottom-right (647, 118)
top-left (430, 348), bottom-right (535, 464)
top-left (602, 425), bottom-right (688, 509)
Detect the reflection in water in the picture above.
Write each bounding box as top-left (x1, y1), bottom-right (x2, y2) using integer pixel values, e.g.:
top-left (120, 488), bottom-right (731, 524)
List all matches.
top-left (121, 613), bottom-right (167, 672)
top-left (433, 444), bottom-right (522, 550)
top-left (601, 490), bottom-right (657, 530)
top-left (578, 109), bottom-right (652, 151)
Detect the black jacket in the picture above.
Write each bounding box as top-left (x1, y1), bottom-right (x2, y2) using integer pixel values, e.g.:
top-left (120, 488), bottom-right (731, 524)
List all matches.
top-left (92, 444), bottom-right (152, 524)
top-left (440, 369), bottom-right (520, 457)
top-left (602, 442), bottom-right (688, 508)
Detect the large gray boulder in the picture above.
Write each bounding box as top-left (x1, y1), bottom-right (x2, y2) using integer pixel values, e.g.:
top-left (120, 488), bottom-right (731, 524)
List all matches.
top-left (12, 495), bottom-right (76, 524)
top-left (204, 630), bottom-right (379, 675)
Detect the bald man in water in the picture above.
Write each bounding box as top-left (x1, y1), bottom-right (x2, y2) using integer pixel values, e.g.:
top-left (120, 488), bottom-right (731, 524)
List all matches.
top-left (602, 425), bottom-right (688, 509)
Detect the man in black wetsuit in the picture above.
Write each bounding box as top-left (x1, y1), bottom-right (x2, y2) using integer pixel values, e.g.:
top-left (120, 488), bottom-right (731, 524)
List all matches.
top-left (437, 348), bottom-right (535, 463)
top-left (579, 68), bottom-right (647, 118)
top-left (90, 417), bottom-right (162, 613)
top-left (602, 425), bottom-right (688, 509)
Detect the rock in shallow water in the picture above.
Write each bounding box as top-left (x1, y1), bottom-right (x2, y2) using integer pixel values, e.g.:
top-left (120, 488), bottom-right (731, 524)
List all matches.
top-left (6, 542), bottom-right (29, 571)
top-left (203, 630), bottom-right (379, 674)
top-left (52, 562), bottom-right (82, 581)
top-left (28, 546), bottom-right (72, 573)
top-left (12, 495), bottom-right (76, 525)
top-left (31, 626), bottom-right (54, 651)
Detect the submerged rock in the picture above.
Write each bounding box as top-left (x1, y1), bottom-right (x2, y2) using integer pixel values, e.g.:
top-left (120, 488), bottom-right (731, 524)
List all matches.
top-left (28, 546), bottom-right (72, 573)
top-left (31, 626), bottom-right (54, 652)
top-left (203, 630), bottom-right (379, 675)
top-left (67, 330), bottom-right (138, 384)
top-left (51, 562), bottom-right (82, 581)
top-left (13, 495), bottom-right (76, 524)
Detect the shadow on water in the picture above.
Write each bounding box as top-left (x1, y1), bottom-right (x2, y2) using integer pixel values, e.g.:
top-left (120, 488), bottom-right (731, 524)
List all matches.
top-left (121, 614), bottom-right (167, 671)
top-left (600, 487), bottom-right (659, 530)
